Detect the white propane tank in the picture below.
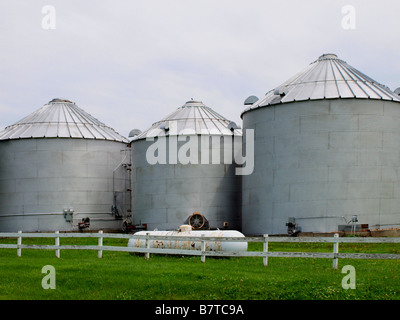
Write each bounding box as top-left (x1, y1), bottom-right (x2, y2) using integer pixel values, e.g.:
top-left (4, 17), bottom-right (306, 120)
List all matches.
top-left (127, 228), bottom-right (247, 252)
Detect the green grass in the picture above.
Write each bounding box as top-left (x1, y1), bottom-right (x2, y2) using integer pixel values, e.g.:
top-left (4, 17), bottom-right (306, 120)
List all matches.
top-left (1, 237), bottom-right (400, 300)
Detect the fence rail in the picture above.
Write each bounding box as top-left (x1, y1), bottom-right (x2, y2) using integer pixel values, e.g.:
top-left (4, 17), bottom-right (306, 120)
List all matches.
top-left (1, 231), bottom-right (400, 269)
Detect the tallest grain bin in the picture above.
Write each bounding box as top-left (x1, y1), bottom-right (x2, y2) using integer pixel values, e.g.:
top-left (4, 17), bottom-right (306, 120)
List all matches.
top-left (241, 54), bottom-right (400, 235)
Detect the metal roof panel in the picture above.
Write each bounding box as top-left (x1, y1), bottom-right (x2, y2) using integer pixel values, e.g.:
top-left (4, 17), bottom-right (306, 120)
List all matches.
top-left (0, 99), bottom-right (128, 142)
top-left (242, 54), bottom-right (400, 117)
top-left (134, 100), bottom-right (242, 141)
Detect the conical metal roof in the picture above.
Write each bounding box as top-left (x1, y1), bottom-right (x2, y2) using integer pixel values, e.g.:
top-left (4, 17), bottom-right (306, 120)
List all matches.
top-left (133, 100), bottom-right (242, 141)
top-left (0, 98), bottom-right (128, 142)
top-left (242, 53), bottom-right (400, 116)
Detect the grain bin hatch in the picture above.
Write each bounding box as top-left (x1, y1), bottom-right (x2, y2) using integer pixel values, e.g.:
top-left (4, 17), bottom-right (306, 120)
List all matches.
top-left (128, 129), bottom-right (142, 138)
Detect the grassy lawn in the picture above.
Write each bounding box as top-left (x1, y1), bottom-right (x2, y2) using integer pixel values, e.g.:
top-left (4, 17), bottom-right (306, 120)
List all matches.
top-left (0, 237), bottom-right (400, 300)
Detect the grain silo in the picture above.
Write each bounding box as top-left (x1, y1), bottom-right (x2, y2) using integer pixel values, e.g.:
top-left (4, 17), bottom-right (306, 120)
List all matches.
top-left (0, 98), bottom-right (130, 232)
top-left (130, 100), bottom-right (242, 231)
top-left (241, 53), bottom-right (400, 235)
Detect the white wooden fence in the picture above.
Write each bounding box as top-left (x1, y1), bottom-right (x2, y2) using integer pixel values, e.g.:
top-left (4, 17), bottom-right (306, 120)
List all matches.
top-left (1, 231), bottom-right (400, 269)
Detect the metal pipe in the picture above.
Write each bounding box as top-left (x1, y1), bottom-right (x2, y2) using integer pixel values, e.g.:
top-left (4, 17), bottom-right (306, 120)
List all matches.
top-left (0, 212), bottom-right (116, 218)
top-left (294, 216), bottom-right (343, 220)
top-left (0, 213), bottom-right (65, 217)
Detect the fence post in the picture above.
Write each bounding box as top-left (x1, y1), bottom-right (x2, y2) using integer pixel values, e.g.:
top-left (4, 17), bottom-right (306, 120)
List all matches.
top-left (98, 230), bottom-right (103, 258)
top-left (263, 234), bottom-right (269, 267)
top-left (145, 232), bottom-right (150, 260)
top-left (55, 231), bottom-right (60, 258)
top-left (201, 234), bottom-right (206, 263)
top-left (333, 233), bottom-right (339, 269)
top-left (17, 231), bottom-right (22, 257)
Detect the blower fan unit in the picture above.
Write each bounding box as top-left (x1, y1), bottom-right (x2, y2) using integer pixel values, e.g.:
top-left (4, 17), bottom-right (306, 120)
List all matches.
top-left (186, 212), bottom-right (210, 230)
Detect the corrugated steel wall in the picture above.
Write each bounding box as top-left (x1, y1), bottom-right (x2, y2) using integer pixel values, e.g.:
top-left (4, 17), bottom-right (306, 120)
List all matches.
top-left (242, 98), bottom-right (400, 235)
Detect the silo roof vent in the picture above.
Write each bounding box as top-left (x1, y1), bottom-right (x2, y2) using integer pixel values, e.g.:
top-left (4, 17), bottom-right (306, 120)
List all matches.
top-left (185, 99), bottom-right (203, 104)
top-left (317, 53), bottom-right (338, 60)
top-left (244, 95), bottom-right (259, 105)
top-left (49, 98), bottom-right (73, 103)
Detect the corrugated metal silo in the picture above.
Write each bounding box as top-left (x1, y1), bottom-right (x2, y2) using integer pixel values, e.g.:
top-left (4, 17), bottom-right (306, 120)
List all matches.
top-left (242, 54), bottom-right (400, 235)
top-left (130, 100), bottom-right (242, 231)
top-left (0, 98), bottom-right (129, 232)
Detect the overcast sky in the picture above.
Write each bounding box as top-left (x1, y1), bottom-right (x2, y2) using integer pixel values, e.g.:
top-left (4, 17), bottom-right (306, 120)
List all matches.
top-left (1, 0), bottom-right (399, 137)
